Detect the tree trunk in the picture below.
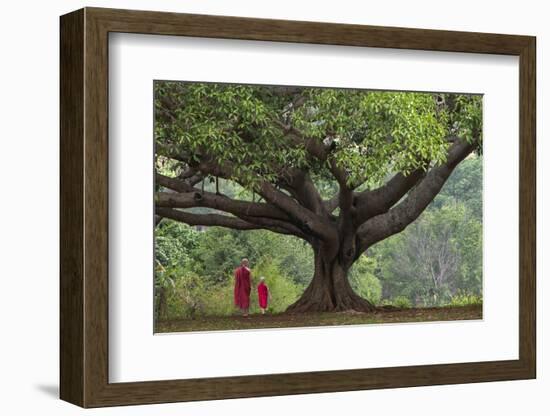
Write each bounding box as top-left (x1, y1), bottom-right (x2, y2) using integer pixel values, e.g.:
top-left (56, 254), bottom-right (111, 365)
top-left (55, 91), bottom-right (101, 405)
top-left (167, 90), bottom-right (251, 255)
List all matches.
top-left (286, 243), bottom-right (375, 313)
top-left (156, 287), bottom-right (167, 321)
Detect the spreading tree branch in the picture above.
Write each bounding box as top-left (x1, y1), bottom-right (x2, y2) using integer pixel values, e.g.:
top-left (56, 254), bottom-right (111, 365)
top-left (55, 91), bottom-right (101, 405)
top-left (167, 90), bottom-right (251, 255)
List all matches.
top-left (156, 208), bottom-right (260, 230)
top-left (156, 173), bottom-right (316, 240)
top-left (155, 207), bottom-right (303, 237)
top-left (324, 195), bottom-right (340, 214)
top-left (279, 169), bottom-right (328, 217)
top-left (356, 138), bottom-right (477, 255)
top-left (353, 135), bottom-right (473, 226)
top-left (156, 172), bottom-right (304, 223)
top-left (354, 169), bottom-right (427, 225)
top-left (192, 159), bottom-right (337, 241)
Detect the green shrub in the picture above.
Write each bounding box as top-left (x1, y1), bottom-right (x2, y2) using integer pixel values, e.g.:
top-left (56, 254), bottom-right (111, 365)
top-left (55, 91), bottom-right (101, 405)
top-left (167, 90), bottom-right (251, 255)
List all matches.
top-left (249, 258), bottom-right (303, 313)
top-left (201, 281), bottom-right (235, 316)
top-left (165, 269), bottom-right (209, 319)
top-left (168, 257), bottom-right (305, 318)
top-left (379, 296), bottom-right (412, 308)
top-left (349, 256), bottom-right (382, 305)
top-left (448, 291), bottom-right (483, 306)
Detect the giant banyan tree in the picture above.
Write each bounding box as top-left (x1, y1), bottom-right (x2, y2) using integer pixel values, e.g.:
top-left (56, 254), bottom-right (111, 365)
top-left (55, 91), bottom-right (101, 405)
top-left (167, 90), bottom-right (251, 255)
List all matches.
top-left (154, 82), bottom-right (482, 313)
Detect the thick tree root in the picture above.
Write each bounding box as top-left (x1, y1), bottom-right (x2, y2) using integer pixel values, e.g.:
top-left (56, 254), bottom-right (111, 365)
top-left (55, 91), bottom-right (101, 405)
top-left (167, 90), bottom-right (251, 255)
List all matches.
top-left (286, 285), bottom-right (376, 313)
top-left (286, 243), bottom-right (377, 314)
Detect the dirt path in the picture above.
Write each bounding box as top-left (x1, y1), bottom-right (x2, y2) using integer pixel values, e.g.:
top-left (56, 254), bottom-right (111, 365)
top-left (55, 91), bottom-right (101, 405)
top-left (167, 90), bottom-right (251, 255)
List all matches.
top-left (155, 305), bottom-right (482, 333)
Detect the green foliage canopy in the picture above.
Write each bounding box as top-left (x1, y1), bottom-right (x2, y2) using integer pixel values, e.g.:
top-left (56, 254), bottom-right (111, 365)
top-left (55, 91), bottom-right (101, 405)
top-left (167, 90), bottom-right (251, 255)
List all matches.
top-left (155, 82), bottom-right (482, 189)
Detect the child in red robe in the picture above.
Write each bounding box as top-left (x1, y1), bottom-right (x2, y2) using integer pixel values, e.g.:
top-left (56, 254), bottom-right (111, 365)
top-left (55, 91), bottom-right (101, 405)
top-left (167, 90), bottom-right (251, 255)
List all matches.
top-left (257, 276), bottom-right (270, 314)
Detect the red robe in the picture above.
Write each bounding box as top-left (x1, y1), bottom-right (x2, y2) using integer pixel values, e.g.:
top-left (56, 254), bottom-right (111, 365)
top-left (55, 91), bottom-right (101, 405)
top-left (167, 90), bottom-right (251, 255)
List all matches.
top-left (234, 266), bottom-right (251, 309)
top-left (257, 282), bottom-right (269, 309)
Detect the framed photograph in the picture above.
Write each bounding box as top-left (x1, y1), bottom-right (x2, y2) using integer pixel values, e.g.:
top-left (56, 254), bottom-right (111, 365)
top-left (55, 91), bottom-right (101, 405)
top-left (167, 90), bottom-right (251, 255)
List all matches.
top-left (60, 7), bottom-right (536, 408)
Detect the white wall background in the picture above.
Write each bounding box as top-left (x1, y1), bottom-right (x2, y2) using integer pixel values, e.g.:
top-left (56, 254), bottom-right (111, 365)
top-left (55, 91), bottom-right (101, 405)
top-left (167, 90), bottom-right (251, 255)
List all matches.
top-left (0, 0), bottom-right (545, 414)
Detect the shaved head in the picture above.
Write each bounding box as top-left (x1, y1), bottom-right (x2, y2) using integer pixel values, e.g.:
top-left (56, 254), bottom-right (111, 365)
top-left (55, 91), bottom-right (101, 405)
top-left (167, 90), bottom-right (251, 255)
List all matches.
top-left (241, 258), bottom-right (249, 266)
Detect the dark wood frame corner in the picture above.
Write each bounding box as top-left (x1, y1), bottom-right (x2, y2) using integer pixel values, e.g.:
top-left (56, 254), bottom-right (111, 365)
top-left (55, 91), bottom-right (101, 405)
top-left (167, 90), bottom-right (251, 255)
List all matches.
top-left (60, 7), bottom-right (536, 408)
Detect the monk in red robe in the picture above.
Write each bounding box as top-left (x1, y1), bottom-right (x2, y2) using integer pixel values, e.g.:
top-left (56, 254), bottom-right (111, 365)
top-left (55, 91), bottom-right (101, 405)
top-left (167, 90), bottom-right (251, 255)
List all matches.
top-left (257, 276), bottom-right (270, 314)
top-left (234, 258), bottom-right (252, 316)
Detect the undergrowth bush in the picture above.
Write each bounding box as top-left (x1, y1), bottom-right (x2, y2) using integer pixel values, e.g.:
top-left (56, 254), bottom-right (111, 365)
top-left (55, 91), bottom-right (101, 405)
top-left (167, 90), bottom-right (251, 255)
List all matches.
top-left (447, 291), bottom-right (483, 306)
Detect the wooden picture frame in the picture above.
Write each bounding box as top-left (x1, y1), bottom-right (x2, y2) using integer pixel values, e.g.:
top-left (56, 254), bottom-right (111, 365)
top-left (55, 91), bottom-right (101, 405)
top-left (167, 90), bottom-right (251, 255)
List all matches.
top-left (60, 7), bottom-right (536, 408)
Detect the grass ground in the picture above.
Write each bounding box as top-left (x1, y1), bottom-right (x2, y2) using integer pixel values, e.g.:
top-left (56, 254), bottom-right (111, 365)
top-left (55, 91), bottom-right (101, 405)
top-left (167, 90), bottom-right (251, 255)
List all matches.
top-left (155, 304), bottom-right (482, 333)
